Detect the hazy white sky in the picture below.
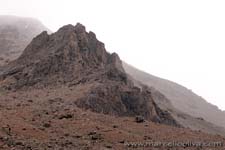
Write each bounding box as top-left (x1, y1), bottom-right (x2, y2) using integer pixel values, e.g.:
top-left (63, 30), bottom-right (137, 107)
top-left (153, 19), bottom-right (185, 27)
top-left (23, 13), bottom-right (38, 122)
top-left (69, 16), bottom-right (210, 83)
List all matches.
top-left (0, 0), bottom-right (225, 110)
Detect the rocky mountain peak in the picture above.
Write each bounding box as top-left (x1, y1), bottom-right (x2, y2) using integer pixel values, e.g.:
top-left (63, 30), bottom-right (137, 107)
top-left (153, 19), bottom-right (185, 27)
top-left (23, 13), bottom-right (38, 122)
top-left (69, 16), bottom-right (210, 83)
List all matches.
top-left (0, 23), bottom-right (126, 88)
top-left (56, 23), bottom-right (85, 35)
top-left (74, 23), bottom-right (86, 33)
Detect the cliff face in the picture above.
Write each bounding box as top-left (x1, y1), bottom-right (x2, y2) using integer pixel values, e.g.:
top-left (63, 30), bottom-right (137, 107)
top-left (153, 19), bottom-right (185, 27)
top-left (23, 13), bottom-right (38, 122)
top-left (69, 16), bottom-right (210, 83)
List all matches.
top-left (0, 23), bottom-right (179, 127)
top-left (0, 15), bottom-right (50, 66)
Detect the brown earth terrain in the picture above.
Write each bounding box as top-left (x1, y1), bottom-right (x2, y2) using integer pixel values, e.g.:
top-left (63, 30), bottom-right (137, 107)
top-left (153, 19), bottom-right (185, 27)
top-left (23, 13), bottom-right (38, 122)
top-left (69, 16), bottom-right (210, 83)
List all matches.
top-left (0, 87), bottom-right (225, 150)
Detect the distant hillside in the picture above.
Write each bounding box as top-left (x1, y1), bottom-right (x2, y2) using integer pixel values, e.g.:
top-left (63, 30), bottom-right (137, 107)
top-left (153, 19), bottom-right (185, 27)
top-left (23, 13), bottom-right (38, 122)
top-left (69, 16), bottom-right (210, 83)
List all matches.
top-left (0, 15), bottom-right (50, 66)
top-left (123, 62), bottom-right (225, 129)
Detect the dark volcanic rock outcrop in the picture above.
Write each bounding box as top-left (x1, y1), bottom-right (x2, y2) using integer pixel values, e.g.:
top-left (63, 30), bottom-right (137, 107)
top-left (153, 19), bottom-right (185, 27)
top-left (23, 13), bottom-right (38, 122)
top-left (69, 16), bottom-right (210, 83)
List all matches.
top-left (0, 23), bottom-right (179, 127)
top-left (75, 83), bottom-right (177, 125)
